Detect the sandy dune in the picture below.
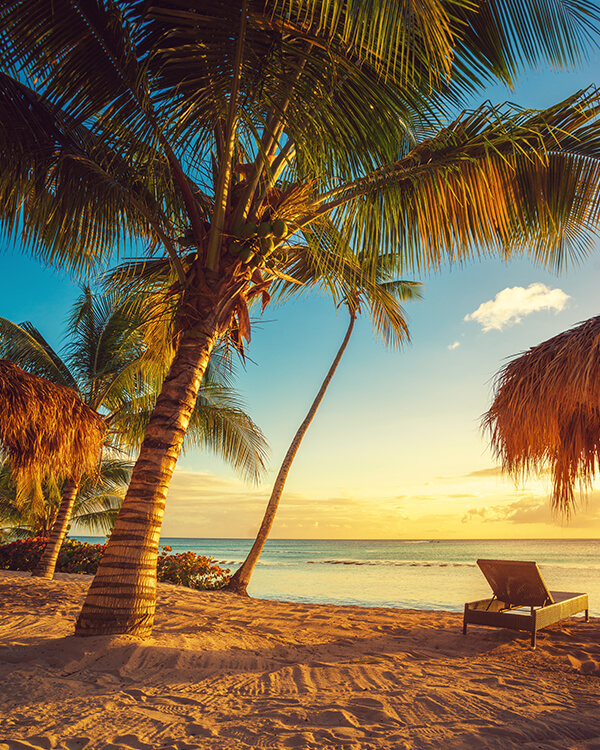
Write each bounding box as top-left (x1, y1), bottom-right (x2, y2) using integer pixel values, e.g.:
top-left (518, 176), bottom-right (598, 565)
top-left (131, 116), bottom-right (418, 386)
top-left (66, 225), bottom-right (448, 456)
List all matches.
top-left (0, 570), bottom-right (599, 749)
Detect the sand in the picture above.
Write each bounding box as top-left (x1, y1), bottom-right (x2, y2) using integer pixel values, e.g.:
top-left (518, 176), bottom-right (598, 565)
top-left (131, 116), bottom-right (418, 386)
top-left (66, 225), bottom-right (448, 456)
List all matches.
top-left (0, 570), bottom-right (599, 750)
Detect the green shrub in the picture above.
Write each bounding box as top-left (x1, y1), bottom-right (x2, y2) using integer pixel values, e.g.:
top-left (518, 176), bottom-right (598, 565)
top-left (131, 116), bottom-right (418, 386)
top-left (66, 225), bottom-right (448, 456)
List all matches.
top-left (0, 536), bottom-right (47, 570)
top-left (0, 538), bottom-right (230, 590)
top-left (157, 546), bottom-right (230, 590)
top-left (58, 538), bottom-right (107, 574)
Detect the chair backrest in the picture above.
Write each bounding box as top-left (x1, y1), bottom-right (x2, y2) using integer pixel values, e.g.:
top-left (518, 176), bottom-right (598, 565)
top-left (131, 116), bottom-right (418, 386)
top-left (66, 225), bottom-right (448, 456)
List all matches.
top-left (477, 559), bottom-right (554, 607)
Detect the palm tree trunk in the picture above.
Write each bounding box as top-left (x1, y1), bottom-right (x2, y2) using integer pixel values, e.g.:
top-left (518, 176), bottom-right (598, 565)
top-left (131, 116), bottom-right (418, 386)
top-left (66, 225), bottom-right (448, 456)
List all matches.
top-left (31, 475), bottom-right (80, 579)
top-left (75, 315), bottom-right (223, 637)
top-left (224, 309), bottom-right (357, 595)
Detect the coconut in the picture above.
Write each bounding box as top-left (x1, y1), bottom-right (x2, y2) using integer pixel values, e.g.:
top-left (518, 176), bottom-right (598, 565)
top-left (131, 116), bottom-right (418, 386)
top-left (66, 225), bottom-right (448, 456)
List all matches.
top-left (240, 222), bottom-right (257, 239)
top-left (257, 222), bottom-right (272, 238)
top-left (272, 219), bottom-right (287, 238)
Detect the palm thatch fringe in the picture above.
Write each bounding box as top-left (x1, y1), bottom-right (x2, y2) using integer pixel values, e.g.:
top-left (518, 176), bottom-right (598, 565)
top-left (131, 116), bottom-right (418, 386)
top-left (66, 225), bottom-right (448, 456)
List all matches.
top-left (0, 360), bottom-right (105, 479)
top-left (483, 316), bottom-right (600, 517)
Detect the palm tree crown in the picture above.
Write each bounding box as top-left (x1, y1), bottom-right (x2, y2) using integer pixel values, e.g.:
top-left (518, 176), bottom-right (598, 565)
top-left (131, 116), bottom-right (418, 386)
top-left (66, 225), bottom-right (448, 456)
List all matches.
top-left (0, 286), bottom-right (268, 479)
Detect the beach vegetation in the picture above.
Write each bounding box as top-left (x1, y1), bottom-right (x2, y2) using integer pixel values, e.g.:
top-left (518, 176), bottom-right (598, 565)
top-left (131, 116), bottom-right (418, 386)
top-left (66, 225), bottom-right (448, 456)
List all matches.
top-left (0, 456), bottom-right (132, 541)
top-left (0, 537), bottom-right (107, 574)
top-left (0, 538), bottom-right (230, 589)
top-left (156, 547), bottom-right (231, 590)
top-left (1, 0), bottom-right (599, 636)
top-left (0, 286), bottom-right (267, 578)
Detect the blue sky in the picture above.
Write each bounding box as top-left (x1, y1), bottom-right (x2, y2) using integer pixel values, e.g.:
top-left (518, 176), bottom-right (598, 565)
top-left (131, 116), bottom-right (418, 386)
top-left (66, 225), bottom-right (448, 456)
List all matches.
top-left (1, 55), bottom-right (599, 540)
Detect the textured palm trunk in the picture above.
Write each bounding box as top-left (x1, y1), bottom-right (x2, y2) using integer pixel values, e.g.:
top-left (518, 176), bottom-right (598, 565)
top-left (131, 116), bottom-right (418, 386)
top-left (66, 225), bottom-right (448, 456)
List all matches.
top-left (75, 308), bottom-right (225, 637)
top-left (31, 475), bottom-right (80, 579)
top-left (224, 310), bottom-right (357, 595)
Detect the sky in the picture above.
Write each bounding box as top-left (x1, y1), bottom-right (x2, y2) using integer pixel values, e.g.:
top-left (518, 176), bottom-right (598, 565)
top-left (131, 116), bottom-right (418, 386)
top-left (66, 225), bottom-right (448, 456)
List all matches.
top-left (1, 56), bottom-right (599, 541)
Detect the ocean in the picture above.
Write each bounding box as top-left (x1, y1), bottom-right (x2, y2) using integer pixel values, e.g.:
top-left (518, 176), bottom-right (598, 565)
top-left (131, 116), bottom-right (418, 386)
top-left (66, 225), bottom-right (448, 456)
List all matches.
top-left (76, 537), bottom-right (600, 616)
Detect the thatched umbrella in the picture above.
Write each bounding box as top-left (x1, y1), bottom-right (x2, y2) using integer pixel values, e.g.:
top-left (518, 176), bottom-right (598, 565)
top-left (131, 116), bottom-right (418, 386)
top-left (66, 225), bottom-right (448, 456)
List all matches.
top-left (0, 360), bottom-right (105, 480)
top-left (483, 316), bottom-right (600, 517)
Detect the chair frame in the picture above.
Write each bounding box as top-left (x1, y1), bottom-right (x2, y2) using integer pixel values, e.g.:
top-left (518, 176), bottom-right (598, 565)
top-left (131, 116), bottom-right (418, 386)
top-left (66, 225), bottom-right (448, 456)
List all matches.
top-left (463, 559), bottom-right (589, 647)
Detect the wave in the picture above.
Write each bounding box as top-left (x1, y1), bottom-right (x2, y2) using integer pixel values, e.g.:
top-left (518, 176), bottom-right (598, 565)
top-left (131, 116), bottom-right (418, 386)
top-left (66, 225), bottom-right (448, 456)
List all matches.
top-left (174, 552), bottom-right (600, 573)
top-left (211, 559), bottom-right (296, 568)
top-left (209, 558), bottom-right (476, 569)
top-left (306, 559), bottom-right (477, 568)
top-left (301, 559), bottom-right (600, 571)
top-left (403, 540), bottom-right (438, 544)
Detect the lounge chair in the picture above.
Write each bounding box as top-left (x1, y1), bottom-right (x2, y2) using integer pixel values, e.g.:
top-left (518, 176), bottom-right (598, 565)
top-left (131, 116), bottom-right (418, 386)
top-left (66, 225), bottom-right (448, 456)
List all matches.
top-left (463, 559), bottom-right (589, 647)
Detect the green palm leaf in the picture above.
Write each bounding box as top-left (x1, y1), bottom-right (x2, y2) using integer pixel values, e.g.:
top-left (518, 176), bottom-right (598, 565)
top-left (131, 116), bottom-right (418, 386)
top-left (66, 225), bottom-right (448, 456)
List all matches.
top-left (305, 90), bottom-right (600, 274)
top-left (0, 318), bottom-right (78, 389)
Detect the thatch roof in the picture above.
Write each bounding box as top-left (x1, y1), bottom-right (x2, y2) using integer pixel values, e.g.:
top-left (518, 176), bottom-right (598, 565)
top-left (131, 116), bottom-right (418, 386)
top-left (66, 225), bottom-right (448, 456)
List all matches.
top-left (0, 360), bottom-right (106, 479)
top-left (483, 316), bottom-right (600, 516)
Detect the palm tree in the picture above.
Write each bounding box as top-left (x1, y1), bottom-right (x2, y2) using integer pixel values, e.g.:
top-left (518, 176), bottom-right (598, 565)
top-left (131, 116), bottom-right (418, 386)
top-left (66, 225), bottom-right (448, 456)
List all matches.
top-left (484, 315), bottom-right (600, 518)
top-left (226, 268), bottom-right (422, 594)
top-left (1, 0), bottom-right (599, 635)
top-left (0, 286), bottom-right (268, 578)
top-left (0, 456), bottom-right (133, 540)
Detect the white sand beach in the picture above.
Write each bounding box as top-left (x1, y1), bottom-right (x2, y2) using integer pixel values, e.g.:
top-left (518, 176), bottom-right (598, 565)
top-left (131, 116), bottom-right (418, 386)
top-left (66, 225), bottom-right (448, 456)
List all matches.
top-left (1, 570), bottom-right (599, 750)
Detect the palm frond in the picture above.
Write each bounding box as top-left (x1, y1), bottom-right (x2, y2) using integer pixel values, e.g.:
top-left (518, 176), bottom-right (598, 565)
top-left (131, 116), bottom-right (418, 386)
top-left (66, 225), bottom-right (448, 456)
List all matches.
top-left (0, 455), bottom-right (132, 537)
top-left (267, 221), bottom-right (423, 348)
top-left (451, 0), bottom-right (600, 93)
top-left (72, 456), bottom-right (133, 534)
top-left (0, 317), bottom-right (78, 389)
top-left (0, 458), bottom-right (63, 537)
top-left (308, 90), bottom-right (600, 274)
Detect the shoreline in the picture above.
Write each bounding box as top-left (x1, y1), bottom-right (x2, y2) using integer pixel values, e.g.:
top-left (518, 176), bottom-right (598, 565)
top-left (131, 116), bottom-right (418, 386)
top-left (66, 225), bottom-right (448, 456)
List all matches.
top-left (64, 537), bottom-right (600, 617)
top-left (1, 569), bottom-right (599, 749)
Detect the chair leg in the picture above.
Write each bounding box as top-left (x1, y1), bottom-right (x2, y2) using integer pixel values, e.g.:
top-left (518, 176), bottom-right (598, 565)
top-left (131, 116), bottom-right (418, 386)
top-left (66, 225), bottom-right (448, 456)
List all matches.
top-left (531, 630), bottom-right (536, 648)
top-left (585, 609), bottom-right (589, 622)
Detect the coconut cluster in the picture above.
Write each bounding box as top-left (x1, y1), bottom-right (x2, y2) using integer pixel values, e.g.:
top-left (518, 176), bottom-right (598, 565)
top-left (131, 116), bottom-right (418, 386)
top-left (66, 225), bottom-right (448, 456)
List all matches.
top-left (229, 219), bottom-right (288, 269)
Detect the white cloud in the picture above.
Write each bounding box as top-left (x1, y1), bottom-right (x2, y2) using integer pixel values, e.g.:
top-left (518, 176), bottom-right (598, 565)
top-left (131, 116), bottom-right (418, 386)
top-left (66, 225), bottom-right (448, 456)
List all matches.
top-left (464, 283), bottom-right (570, 332)
top-left (447, 341), bottom-right (460, 350)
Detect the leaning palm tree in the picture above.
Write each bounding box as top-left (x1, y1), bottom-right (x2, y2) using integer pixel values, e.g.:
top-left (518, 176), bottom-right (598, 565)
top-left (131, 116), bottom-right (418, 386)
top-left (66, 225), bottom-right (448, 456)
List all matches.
top-left (484, 316), bottom-right (600, 518)
top-left (1, 1), bottom-right (600, 635)
top-left (226, 264), bottom-right (422, 594)
top-left (0, 286), bottom-right (267, 578)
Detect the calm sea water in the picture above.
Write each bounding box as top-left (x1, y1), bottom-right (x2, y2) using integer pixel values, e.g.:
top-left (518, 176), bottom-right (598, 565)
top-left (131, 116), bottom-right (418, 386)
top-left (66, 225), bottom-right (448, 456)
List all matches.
top-left (76, 537), bottom-right (600, 616)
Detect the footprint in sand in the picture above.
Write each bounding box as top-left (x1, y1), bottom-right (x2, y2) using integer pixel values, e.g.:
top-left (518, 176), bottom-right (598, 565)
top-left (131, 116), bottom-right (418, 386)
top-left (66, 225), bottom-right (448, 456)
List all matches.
top-left (103, 735), bottom-right (154, 750)
top-left (567, 654), bottom-right (600, 675)
top-left (313, 708), bottom-right (360, 727)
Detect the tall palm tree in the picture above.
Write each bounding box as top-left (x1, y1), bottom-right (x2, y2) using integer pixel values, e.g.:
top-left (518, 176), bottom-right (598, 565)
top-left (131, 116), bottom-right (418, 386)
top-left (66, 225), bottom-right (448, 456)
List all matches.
top-left (1, 0), bottom-right (599, 635)
top-left (484, 315), bottom-right (600, 518)
top-left (226, 267), bottom-right (422, 594)
top-left (0, 286), bottom-right (268, 578)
